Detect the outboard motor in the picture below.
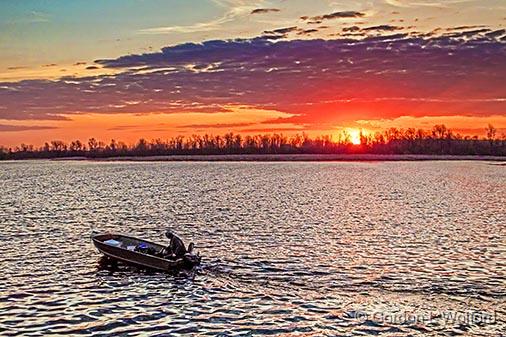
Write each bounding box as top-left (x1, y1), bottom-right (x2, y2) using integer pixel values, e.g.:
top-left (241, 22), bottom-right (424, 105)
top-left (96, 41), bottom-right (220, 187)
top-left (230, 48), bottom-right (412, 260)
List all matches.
top-left (183, 242), bottom-right (201, 267)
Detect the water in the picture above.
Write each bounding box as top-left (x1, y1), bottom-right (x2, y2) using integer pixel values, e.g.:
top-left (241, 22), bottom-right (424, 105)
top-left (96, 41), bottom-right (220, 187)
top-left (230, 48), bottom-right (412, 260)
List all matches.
top-left (0, 160), bottom-right (504, 336)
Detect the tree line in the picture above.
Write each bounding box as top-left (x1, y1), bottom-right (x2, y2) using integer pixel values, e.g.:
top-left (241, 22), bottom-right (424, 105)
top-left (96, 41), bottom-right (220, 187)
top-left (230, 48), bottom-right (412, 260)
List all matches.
top-left (1, 124), bottom-right (504, 160)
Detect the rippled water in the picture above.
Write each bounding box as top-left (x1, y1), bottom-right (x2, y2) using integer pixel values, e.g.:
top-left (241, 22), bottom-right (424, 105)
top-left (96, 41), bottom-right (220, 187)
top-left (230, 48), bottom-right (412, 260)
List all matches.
top-left (0, 160), bottom-right (505, 336)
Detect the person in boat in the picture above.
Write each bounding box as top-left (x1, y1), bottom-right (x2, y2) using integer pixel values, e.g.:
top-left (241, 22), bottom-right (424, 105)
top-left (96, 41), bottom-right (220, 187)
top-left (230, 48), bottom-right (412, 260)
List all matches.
top-left (164, 230), bottom-right (187, 259)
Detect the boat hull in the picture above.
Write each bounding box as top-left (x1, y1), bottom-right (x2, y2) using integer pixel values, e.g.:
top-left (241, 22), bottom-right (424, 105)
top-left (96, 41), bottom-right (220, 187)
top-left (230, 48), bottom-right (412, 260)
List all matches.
top-left (92, 233), bottom-right (199, 271)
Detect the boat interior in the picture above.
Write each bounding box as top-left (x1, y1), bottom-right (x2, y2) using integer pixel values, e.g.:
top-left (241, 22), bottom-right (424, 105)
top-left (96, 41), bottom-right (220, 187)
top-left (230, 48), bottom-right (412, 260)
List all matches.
top-left (96, 234), bottom-right (166, 253)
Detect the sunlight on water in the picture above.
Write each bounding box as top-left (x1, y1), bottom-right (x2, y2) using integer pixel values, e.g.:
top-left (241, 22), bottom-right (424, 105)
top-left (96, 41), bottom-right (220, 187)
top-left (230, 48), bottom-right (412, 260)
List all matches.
top-left (0, 161), bottom-right (504, 336)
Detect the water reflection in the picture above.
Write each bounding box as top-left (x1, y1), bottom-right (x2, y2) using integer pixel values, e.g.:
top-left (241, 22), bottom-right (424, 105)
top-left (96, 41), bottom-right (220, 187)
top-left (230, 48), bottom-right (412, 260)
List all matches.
top-left (0, 161), bottom-right (504, 336)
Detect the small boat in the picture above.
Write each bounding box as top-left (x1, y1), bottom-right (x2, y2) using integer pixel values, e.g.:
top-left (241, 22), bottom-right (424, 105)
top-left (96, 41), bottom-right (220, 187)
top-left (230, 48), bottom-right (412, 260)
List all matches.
top-left (92, 233), bottom-right (201, 271)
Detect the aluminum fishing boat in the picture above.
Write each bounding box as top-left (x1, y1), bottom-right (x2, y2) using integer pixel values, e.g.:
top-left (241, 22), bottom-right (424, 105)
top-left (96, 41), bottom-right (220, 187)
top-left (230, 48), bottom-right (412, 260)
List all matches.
top-left (92, 233), bottom-right (200, 271)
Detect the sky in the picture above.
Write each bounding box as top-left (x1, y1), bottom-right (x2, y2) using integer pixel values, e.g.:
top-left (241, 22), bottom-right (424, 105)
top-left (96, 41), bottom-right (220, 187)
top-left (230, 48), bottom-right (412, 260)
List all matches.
top-left (0, 0), bottom-right (505, 147)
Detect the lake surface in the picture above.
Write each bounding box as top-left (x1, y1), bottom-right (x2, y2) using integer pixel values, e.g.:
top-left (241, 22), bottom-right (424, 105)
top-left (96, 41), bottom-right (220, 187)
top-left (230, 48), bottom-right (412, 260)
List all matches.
top-left (0, 160), bottom-right (504, 336)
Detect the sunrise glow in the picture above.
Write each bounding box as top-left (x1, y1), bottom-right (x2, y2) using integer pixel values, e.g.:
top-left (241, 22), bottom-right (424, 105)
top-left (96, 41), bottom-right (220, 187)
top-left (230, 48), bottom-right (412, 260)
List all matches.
top-left (346, 129), bottom-right (362, 145)
top-left (0, 1), bottom-right (505, 148)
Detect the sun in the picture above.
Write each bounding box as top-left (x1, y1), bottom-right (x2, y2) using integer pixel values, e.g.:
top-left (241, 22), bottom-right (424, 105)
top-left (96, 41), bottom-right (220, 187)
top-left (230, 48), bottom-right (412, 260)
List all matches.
top-left (346, 128), bottom-right (362, 145)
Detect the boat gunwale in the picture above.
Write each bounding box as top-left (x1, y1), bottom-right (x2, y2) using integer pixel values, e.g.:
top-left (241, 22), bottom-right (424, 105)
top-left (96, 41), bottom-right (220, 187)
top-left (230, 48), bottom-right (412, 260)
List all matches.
top-left (92, 233), bottom-right (184, 265)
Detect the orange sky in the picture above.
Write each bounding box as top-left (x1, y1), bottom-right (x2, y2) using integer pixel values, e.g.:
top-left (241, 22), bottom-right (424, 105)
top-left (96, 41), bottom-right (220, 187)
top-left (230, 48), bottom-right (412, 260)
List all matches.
top-left (0, 0), bottom-right (505, 147)
top-left (2, 111), bottom-right (505, 148)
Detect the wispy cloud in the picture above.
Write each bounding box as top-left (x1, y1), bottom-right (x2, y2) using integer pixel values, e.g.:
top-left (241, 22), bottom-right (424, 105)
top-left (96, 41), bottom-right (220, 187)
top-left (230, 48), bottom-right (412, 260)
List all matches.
top-left (0, 124), bottom-right (56, 132)
top-left (139, 0), bottom-right (258, 34)
top-left (178, 122), bottom-right (255, 129)
top-left (3, 10), bottom-right (51, 25)
top-left (384, 0), bottom-right (474, 8)
top-left (29, 10), bottom-right (50, 23)
top-left (384, 0), bottom-right (411, 7)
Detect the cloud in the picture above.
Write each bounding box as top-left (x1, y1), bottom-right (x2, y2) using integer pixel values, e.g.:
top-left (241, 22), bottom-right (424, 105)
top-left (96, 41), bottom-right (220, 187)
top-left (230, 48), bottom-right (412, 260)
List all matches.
top-left (363, 25), bottom-right (403, 32)
top-left (298, 29), bottom-right (319, 35)
top-left (384, 0), bottom-right (475, 7)
top-left (302, 11), bottom-right (365, 24)
top-left (107, 125), bottom-right (144, 131)
top-left (29, 11), bottom-right (50, 23)
top-left (262, 26), bottom-right (297, 38)
top-left (251, 8), bottom-right (280, 15)
top-left (139, 1), bottom-right (254, 34)
top-left (446, 25), bottom-right (487, 31)
top-left (6, 10), bottom-right (51, 24)
top-left (239, 127), bottom-right (304, 133)
top-left (340, 25), bottom-right (405, 36)
top-left (178, 122), bottom-right (255, 129)
top-left (343, 26), bottom-right (361, 32)
top-left (384, 0), bottom-right (411, 7)
top-left (262, 26), bottom-right (319, 38)
top-left (271, 27), bottom-right (299, 34)
top-left (317, 11), bottom-right (366, 20)
top-left (486, 29), bottom-right (505, 38)
top-left (0, 124), bottom-right (56, 132)
top-left (0, 28), bottom-right (504, 130)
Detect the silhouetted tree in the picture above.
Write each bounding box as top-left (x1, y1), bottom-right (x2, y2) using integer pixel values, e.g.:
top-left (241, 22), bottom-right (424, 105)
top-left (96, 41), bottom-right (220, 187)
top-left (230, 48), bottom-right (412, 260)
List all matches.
top-left (88, 138), bottom-right (98, 152)
top-left (486, 124), bottom-right (497, 142)
top-left (0, 147), bottom-right (6, 160)
top-left (2, 124), bottom-right (505, 160)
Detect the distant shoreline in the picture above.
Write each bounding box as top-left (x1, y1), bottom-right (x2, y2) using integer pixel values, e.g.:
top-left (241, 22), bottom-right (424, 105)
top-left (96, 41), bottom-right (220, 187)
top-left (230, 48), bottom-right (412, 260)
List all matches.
top-left (44, 154), bottom-right (506, 162)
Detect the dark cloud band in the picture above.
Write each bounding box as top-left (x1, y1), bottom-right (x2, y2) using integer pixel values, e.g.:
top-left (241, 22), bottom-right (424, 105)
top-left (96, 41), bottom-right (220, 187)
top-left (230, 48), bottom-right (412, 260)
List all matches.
top-left (0, 29), bottom-right (504, 127)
